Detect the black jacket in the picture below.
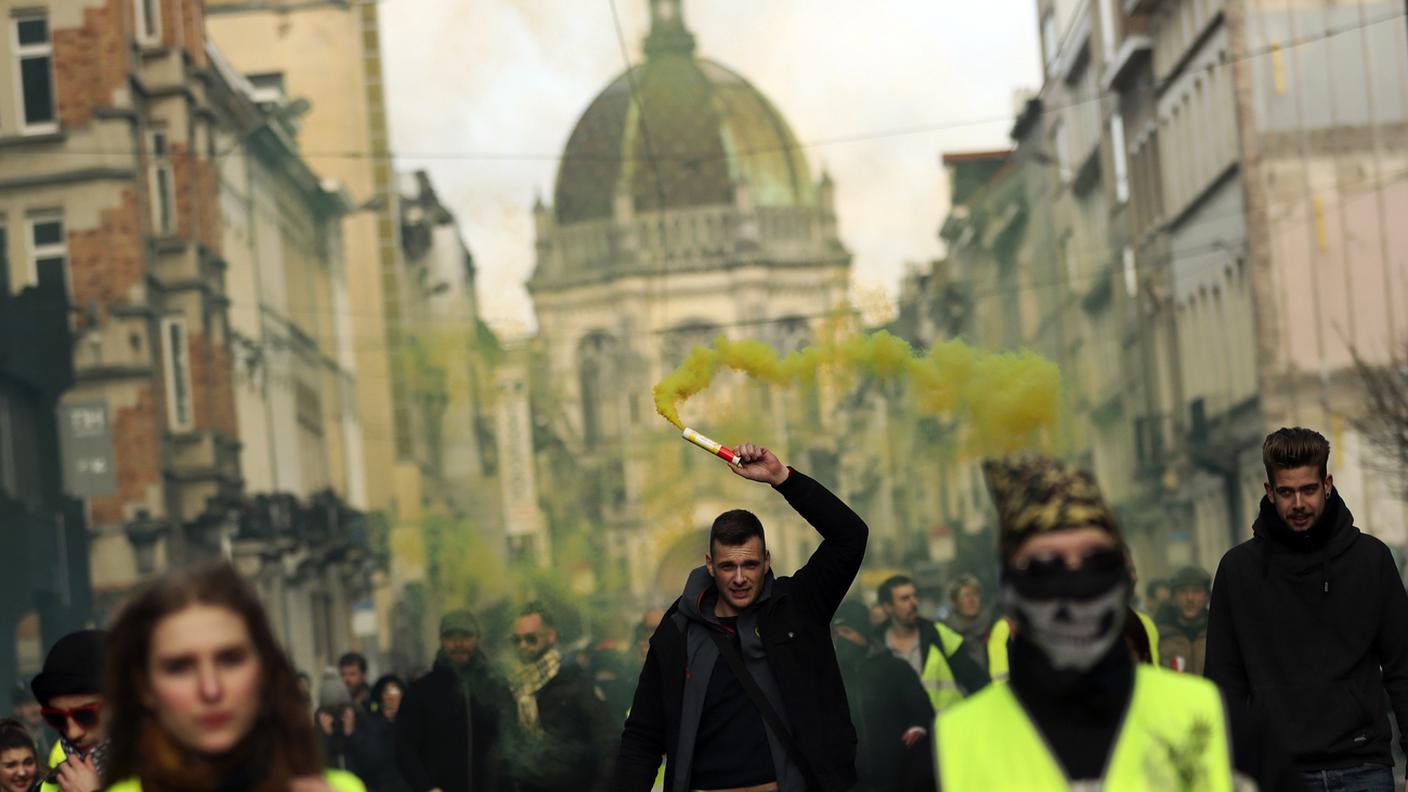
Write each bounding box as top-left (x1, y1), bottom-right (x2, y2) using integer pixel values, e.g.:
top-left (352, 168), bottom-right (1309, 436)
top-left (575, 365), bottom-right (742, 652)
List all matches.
top-left (348, 714), bottom-right (411, 792)
top-left (840, 649), bottom-right (933, 792)
top-left (612, 468), bottom-right (869, 792)
top-left (1204, 491), bottom-right (1408, 771)
top-left (511, 662), bottom-right (609, 792)
top-left (395, 655), bottom-right (513, 792)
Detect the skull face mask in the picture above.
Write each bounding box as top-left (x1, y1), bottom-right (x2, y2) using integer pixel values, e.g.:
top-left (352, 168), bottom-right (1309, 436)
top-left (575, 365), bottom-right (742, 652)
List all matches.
top-left (1002, 568), bottom-right (1130, 672)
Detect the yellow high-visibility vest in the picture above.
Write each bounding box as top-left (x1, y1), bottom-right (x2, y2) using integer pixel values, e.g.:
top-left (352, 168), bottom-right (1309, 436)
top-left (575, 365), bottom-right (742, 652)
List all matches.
top-left (106, 771), bottom-right (365, 792)
top-left (987, 611), bottom-right (1161, 682)
top-left (920, 622), bottom-right (969, 712)
top-left (935, 665), bottom-right (1234, 791)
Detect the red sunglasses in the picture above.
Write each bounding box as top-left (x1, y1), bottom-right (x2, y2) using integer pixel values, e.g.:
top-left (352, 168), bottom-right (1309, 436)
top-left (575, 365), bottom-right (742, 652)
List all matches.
top-left (41, 703), bottom-right (101, 731)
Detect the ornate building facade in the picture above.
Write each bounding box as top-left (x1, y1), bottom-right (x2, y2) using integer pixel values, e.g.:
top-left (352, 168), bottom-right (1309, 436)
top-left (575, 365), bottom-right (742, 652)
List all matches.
top-left (525, 0), bottom-right (852, 601)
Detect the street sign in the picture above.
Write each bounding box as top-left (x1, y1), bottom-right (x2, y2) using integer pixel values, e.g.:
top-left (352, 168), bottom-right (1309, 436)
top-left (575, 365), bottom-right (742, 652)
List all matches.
top-left (58, 401), bottom-right (117, 498)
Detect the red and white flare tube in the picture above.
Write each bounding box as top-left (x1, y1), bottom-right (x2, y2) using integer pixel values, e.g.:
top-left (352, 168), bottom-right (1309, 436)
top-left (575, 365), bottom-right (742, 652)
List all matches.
top-left (681, 427), bottom-right (743, 466)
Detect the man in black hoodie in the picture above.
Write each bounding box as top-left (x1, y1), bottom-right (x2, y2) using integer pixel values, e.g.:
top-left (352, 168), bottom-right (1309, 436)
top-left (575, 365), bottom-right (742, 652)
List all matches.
top-left (613, 442), bottom-right (868, 792)
top-left (1205, 427), bottom-right (1408, 792)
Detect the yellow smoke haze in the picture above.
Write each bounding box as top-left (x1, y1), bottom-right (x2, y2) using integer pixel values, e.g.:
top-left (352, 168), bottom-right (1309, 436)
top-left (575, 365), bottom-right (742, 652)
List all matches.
top-left (652, 331), bottom-right (1062, 454)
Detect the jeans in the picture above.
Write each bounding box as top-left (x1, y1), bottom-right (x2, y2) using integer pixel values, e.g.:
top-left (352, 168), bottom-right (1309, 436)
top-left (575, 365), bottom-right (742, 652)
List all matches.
top-left (1299, 764), bottom-right (1396, 792)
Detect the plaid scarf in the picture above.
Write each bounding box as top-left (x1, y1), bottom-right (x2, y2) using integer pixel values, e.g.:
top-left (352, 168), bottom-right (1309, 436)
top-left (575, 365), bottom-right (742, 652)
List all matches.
top-left (512, 648), bottom-right (561, 733)
top-left (45, 738), bottom-right (109, 785)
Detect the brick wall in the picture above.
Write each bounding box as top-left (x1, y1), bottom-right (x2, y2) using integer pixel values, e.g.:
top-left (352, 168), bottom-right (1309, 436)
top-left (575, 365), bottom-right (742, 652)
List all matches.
top-left (67, 190), bottom-right (145, 316)
top-left (52, 0), bottom-right (129, 129)
top-left (189, 330), bottom-right (238, 437)
top-left (89, 385), bottom-right (161, 525)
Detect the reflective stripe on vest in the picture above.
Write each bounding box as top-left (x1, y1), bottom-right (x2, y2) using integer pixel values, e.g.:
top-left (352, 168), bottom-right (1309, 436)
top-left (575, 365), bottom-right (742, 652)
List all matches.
top-left (922, 622), bottom-right (968, 712)
top-left (987, 618), bottom-right (1012, 682)
top-left (934, 665), bottom-right (1234, 792)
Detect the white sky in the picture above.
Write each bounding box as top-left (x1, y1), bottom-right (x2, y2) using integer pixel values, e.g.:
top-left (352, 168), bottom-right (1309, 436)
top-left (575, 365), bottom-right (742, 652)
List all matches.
top-left (381, 0), bottom-right (1041, 336)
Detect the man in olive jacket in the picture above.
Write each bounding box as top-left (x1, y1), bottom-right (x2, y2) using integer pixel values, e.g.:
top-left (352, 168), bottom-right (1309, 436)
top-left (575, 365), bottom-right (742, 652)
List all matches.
top-left (612, 443), bottom-right (868, 792)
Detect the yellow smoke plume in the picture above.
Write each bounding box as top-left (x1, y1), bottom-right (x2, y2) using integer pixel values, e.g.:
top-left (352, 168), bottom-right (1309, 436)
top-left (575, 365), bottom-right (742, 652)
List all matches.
top-left (652, 331), bottom-right (1061, 454)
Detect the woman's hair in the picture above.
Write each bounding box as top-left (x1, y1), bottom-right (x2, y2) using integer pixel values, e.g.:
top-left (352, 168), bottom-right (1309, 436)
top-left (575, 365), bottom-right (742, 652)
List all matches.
top-left (369, 674), bottom-right (406, 712)
top-left (0, 718), bottom-right (36, 757)
top-left (104, 562), bottom-right (321, 784)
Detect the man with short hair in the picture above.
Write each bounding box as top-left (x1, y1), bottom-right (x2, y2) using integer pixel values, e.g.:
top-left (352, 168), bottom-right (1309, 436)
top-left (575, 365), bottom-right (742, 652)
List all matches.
top-left (397, 610), bottom-right (512, 792)
top-left (879, 575), bottom-right (988, 714)
top-left (508, 603), bottom-right (606, 792)
top-left (339, 651), bottom-right (371, 713)
top-left (32, 630), bottom-right (108, 792)
top-left (1206, 427), bottom-right (1408, 792)
top-left (1157, 565), bottom-right (1210, 674)
top-left (613, 443), bottom-right (868, 792)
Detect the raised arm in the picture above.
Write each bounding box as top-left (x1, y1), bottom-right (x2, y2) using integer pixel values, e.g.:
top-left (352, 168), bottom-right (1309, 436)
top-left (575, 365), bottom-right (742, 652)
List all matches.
top-left (727, 443), bottom-right (869, 622)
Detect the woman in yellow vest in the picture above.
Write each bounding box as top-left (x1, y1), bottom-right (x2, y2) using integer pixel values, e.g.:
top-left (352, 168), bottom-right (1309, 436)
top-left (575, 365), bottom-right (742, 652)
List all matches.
top-left (923, 456), bottom-right (1299, 791)
top-left (101, 562), bottom-right (365, 792)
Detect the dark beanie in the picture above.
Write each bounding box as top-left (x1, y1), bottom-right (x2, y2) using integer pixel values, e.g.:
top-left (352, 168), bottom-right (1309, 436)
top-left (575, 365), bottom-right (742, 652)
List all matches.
top-left (439, 610), bottom-right (480, 638)
top-left (31, 630), bottom-right (107, 704)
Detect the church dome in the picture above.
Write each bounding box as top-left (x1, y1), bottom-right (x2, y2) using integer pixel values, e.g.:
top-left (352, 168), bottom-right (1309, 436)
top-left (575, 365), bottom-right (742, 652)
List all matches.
top-left (552, 0), bottom-right (817, 225)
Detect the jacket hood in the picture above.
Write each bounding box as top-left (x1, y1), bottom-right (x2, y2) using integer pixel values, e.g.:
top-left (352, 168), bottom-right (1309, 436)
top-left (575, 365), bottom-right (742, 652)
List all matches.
top-left (1251, 488), bottom-right (1358, 593)
top-left (677, 564), bottom-right (776, 627)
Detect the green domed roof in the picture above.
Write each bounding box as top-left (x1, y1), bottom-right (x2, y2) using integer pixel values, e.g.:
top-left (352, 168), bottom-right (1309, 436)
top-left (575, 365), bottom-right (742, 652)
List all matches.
top-left (553, 2), bottom-right (816, 225)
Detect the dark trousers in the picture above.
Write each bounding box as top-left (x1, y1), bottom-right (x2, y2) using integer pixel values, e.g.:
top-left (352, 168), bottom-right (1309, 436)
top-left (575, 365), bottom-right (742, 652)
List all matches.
top-left (1299, 764), bottom-right (1396, 792)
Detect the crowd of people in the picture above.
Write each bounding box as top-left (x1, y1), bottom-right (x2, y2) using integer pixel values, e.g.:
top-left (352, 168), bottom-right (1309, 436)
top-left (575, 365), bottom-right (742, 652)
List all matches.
top-left (1, 426), bottom-right (1405, 792)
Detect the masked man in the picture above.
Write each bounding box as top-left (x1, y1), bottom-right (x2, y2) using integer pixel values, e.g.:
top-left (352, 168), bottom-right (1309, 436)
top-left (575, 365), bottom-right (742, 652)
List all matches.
top-left (916, 456), bottom-right (1301, 791)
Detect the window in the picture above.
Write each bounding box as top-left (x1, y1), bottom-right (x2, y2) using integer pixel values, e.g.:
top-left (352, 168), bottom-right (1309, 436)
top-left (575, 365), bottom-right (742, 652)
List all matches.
top-left (26, 214), bottom-right (65, 291)
top-left (1110, 113), bottom-right (1130, 204)
top-left (1042, 10), bottom-right (1060, 75)
top-left (14, 13), bottom-right (57, 133)
top-left (135, 0), bottom-right (161, 45)
top-left (161, 317), bottom-right (194, 431)
top-left (149, 131), bottom-right (174, 235)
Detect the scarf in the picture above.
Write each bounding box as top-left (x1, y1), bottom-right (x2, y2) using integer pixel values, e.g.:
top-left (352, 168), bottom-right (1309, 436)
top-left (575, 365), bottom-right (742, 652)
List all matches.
top-left (513, 648), bottom-right (561, 733)
top-left (47, 738), bottom-right (110, 787)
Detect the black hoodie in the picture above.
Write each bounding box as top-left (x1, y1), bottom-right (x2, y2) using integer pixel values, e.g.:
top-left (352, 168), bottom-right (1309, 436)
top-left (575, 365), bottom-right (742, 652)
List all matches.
top-left (1204, 490), bottom-right (1408, 771)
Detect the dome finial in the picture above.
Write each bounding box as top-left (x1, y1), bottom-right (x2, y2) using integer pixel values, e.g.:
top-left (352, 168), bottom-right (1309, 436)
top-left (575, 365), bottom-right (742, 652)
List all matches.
top-left (645, 0), bottom-right (695, 59)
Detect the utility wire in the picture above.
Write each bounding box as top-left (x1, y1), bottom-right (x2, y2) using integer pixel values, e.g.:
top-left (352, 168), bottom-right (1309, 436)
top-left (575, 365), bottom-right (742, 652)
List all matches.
top-left (34, 7), bottom-right (1408, 165)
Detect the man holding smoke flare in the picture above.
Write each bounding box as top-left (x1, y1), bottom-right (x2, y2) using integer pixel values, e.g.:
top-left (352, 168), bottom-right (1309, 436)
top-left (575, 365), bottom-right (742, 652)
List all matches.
top-left (612, 440), bottom-right (868, 792)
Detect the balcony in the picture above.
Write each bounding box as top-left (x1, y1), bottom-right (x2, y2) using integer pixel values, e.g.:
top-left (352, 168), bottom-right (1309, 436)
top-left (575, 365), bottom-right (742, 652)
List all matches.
top-left (0, 259), bottom-right (74, 398)
top-left (1102, 34), bottom-right (1153, 92)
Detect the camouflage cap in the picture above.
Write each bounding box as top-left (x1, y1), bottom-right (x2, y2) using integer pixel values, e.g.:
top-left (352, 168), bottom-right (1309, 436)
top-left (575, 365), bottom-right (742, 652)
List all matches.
top-left (982, 455), bottom-right (1122, 564)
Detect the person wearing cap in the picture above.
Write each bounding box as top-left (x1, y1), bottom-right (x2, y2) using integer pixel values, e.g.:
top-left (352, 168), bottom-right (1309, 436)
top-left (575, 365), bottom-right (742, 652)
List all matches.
top-left (1157, 565), bottom-right (1211, 675)
top-left (396, 610), bottom-right (512, 792)
top-left (831, 600), bottom-right (932, 792)
top-left (32, 630), bottom-right (108, 792)
top-left (918, 456), bottom-right (1300, 791)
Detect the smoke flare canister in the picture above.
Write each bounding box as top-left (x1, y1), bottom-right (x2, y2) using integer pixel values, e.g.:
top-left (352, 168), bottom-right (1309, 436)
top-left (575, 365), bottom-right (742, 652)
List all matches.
top-left (681, 428), bottom-right (743, 466)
